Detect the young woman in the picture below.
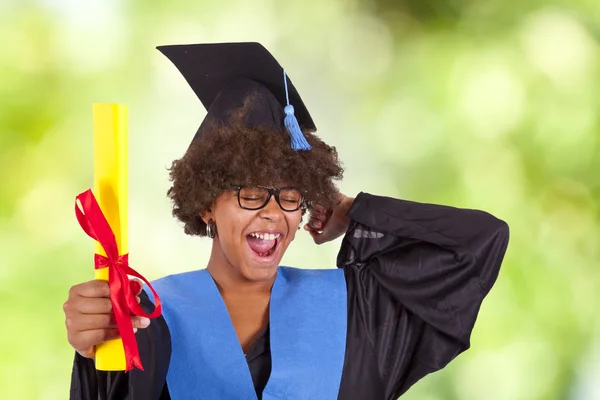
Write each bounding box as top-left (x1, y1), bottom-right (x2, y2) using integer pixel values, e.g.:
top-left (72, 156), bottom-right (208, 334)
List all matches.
top-left (65, 42), bottom-right (509, 400)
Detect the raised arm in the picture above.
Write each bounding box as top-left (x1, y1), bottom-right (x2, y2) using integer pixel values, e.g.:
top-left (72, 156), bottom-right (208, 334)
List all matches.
top-left (337, 192), bottom-right (509, 397)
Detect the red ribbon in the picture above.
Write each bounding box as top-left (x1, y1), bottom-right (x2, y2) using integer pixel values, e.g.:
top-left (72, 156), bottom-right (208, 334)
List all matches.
top-left (75, 189), bottom-right (162, 372)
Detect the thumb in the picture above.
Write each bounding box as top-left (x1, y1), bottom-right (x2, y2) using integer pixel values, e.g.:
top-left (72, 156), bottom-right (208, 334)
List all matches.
top-left (304, 224), bottom-right (328, 245)
top-left (312, 232), bottom-right (328, 245)
top-left (129, 278), bottom-right (144, 296)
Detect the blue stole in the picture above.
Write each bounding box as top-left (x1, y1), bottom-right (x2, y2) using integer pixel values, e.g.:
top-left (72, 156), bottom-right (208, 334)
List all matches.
top-left (148, 267), bottom-right (348, 399)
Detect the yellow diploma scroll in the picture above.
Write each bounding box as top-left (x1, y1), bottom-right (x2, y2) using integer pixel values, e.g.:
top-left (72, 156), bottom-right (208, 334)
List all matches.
top-left (93, 103), bottom-right (128, 371)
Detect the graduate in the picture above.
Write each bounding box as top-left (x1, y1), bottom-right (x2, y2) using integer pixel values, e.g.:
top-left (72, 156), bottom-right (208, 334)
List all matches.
top-left (65, 42), bottom-right (510, 400)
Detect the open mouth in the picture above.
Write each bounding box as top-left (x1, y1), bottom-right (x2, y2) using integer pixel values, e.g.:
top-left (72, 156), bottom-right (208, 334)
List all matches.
top-left (246, 232), bottom-right (282, 258)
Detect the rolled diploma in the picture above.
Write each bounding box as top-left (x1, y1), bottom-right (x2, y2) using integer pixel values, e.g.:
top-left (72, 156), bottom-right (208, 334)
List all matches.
top-left (92, 103), bottom-right (128, 371)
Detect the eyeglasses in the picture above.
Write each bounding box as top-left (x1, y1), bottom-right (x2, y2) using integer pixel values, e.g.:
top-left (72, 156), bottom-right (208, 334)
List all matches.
top-left (234, 186), bottom-right (304, 212)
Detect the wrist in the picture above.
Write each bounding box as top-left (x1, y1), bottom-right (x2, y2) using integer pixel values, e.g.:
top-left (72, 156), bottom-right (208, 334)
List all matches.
top-left (340, 194), bottom-right (355, 215)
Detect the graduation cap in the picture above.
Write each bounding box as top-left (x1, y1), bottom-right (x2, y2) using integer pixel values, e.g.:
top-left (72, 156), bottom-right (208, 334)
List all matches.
top-left (157, 42), bottom-right (314, 151)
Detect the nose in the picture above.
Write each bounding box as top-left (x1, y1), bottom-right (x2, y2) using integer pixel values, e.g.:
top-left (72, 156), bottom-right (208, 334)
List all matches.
top-left (257, 195), bottom-right (284, 221)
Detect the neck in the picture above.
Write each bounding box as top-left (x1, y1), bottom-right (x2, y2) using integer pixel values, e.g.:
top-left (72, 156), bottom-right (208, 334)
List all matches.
top-left (206, 238), bottom-right (275, 298)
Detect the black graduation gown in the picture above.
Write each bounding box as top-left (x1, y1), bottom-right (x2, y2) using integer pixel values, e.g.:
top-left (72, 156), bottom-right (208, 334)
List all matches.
top-left (69, 192), bottom-right (509, 400)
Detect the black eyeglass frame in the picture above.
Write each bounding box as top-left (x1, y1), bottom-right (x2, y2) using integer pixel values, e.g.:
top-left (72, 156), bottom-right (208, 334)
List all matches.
top-left (234, 185), bottom-right (306, 212)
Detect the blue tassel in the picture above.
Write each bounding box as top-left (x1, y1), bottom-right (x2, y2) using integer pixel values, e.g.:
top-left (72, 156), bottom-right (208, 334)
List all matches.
top-left (283, 71), bottom-right (311, 151)
top-left (284, 105), bottom-right (311, 151)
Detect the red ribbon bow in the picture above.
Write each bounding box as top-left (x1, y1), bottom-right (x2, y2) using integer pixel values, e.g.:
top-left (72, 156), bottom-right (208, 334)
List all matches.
top-left (75, 189), bottom-right (162, 371)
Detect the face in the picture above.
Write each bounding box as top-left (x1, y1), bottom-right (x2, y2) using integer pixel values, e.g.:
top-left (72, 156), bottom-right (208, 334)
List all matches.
top-left (202, 186), bottom-right (304, 283)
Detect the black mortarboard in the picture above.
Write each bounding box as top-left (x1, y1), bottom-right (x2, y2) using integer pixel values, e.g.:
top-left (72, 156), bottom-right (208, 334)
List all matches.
top-left (156, 42), bottom-right (314, 150)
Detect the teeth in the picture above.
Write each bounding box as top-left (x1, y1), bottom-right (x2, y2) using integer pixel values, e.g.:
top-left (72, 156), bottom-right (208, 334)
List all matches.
top-left (250, 232), bottom-right (280, 240)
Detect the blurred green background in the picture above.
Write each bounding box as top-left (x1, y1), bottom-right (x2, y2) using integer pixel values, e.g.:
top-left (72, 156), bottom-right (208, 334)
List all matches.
top-left (1, 0), bottom-right (599, 399)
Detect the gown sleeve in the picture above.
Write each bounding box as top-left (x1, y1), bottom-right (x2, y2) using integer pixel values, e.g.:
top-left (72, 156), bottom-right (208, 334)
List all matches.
top-left (338, 192), bottom-right (509, 398)
top-left (68, 291), bottom-right (172, 400)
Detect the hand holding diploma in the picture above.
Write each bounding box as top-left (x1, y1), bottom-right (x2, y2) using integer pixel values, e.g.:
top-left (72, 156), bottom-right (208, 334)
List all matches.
top-left (64, 279), bottom-right (151, 360)
top-left (64, 103), bottom-right (162, 372)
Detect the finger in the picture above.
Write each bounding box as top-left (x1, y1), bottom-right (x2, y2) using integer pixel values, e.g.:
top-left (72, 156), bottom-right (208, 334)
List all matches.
top-left (313, 231), bottom-right (328, 245)
top-left (70, 280), bottom-right (110, 299)
top-left (304, 223), bottom-right (321, 236)
top-left (306, 228), bottom-right (319, 240)
top-left (311, 207), bottom-right (332, 221)
top-left (305, 221), bottom-right (331, 244)
top-left (70, 297), bottom-right (113, 315)
top-left (132, 316), bottom-right (151, 329)
top-left (311, 204), bottom-right (328, 214)
top-left (67, 311), bottom-right (151, 330)
top-left (309, 207), bottom-right (325, 216)
top-left (66, 313), bottom-right (117, 332)
top-left (309, 219), bottom-right (323, 229)
top-left (306, 226), bottom-right (327, 245)
top-left (67, 314), bottom-right (149, 342)
top-left (76, 347), bottom-right (95, 359)
top-left (304, 223), bottom-right (321, 233)
top-left (68, 328), bottom-right (121, 352)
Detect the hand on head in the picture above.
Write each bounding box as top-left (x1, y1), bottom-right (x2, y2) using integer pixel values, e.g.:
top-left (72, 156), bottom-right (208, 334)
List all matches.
top-left (63, 278), bottom-right (149, 359)
top-left (304, 193), bottom-right (354, 245)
